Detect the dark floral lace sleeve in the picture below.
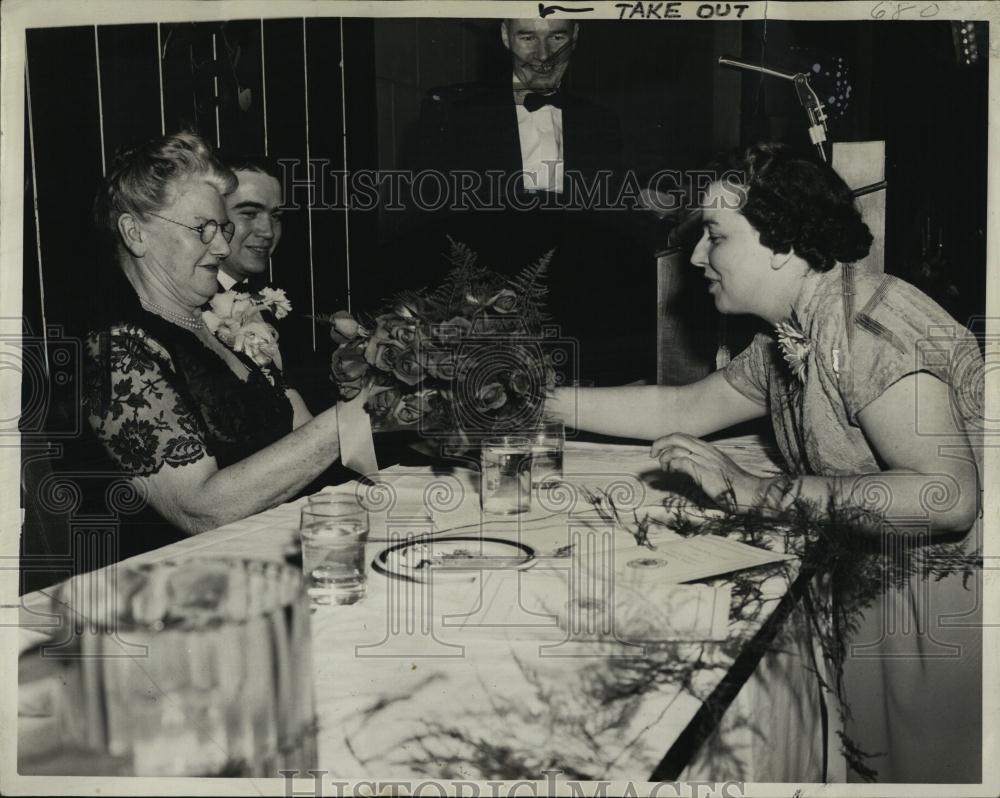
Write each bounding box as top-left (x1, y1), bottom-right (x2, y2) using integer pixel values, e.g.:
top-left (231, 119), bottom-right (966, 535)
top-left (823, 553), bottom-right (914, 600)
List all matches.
top-left (83, 325), bottom-right (210, 477)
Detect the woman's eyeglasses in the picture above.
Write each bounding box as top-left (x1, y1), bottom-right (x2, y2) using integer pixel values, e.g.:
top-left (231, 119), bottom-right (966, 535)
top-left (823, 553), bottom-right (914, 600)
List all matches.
top-left (147, 212), bottom-right (236, 244)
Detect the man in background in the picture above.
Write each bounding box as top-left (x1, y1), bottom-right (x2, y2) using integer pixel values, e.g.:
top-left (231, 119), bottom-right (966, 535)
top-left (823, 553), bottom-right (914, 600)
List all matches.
top-left (384, 19), bottom-right (653, 386)
top-left (415, 18), bottom-right (621, 200)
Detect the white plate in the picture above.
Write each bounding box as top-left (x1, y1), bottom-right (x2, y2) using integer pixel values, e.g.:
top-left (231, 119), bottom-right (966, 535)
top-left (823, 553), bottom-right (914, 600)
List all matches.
top-left (372, 536), bottom-right (536, 583)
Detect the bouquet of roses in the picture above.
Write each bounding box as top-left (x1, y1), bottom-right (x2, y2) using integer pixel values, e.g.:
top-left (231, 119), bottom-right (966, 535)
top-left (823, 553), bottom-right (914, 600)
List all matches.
top-left (318, 239), bottom-right (557, 438)
top-left (202, 287), bottom-right (292, 368)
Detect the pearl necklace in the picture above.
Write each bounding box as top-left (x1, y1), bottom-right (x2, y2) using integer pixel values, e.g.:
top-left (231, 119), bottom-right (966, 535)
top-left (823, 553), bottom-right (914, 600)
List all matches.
top-left (139, 298), bottom-right (204, 330)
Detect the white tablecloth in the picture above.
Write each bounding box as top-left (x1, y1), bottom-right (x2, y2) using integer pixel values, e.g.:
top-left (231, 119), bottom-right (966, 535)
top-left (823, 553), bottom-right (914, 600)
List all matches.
top-left (20, 436), bottom-right (837, 782)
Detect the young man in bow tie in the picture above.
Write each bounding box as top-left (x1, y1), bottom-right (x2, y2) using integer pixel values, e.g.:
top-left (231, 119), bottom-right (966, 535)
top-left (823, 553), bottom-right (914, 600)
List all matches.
top-left (217, 156), bottom-right (331, 413)
top-left (218, 157), bottom-right (284, 293)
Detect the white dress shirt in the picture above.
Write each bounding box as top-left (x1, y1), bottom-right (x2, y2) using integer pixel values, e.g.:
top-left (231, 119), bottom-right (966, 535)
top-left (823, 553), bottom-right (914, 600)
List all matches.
top-left (217, 270), bottom-right (244, 292)
top-left (515, 89), bottom-right (564, 194)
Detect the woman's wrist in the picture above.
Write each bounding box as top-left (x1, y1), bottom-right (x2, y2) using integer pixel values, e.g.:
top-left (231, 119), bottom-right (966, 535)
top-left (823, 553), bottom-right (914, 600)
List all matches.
top-left (750, 474), bottom-right (799, 515)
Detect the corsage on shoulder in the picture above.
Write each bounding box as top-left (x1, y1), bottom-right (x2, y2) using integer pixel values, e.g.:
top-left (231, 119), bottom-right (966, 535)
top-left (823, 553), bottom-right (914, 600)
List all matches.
top-left (202, 287), bottom-right (291, 368)
top-left (774, 312), bottom-right (812, 383)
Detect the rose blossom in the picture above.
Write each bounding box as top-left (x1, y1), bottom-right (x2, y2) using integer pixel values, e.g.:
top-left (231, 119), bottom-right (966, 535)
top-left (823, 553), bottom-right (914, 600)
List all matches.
top-left (365, 338), bottom-right (403, 372)
top-left (421, 346), bottom-right (457, 380)
top-left (330, 310), bottom-right (364, 344)
top-left (392, 348), bottom-right (422, 386)
top-left (474, 381), bottom-right (507, 411)
top-left (392, 390), bottom-right (435, 426)
top-left (510, 370), bottom-right (532, 396)
top-left (332, 345), bottom-right (369, 382)
top-left (337, 376), bottom-right (365, 401)
top-left (365, 386), bottom-right (401, 418)
top-left (486, 289), bottom-right (519, 314)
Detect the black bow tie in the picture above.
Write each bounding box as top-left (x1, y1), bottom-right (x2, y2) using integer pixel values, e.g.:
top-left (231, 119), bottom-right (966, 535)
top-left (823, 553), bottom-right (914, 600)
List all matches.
top-left (216, 278), bottom-right (248, 294)
top-left (522, 91), bottom-right (564, 113)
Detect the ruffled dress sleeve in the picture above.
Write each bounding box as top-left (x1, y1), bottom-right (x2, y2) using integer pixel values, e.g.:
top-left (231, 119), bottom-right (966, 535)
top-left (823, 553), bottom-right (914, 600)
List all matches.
top-left (82, 325), bottom-right (211, 478)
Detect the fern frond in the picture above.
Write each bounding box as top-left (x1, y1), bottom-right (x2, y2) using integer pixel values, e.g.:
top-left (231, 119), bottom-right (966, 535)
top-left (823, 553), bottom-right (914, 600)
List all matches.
top-left (505, 248), bottom-right (554, 327)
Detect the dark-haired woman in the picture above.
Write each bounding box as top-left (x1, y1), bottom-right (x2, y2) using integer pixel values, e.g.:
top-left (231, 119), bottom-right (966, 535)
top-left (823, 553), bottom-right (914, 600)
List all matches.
top-left (550, 144), bottom-right (983, 782)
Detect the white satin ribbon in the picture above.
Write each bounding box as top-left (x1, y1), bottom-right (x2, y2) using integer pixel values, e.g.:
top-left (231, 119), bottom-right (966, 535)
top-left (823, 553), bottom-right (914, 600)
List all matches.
top-left (336, 394), bottom-right (378, 479)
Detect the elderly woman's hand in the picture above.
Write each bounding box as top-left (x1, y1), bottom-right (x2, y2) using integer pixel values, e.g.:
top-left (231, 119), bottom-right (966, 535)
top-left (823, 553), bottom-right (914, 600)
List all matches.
top-left (650, 432), bottom-right (766, 512)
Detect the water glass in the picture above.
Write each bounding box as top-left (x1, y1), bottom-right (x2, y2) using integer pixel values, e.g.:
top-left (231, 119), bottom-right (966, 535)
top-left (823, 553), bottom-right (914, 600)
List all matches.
top-left (480, 436), bottom-right (532, 515)
top-left (46, 559), bottom-right (315, 777)
top-left (527, 421), bottom-right (565, 489)
top-left (299, 500), bottom-right (370, 606)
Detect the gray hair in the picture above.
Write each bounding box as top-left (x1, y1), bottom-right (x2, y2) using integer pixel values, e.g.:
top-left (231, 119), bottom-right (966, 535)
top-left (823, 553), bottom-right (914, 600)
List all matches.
top-left (94, 131), bottom-right (236, 239)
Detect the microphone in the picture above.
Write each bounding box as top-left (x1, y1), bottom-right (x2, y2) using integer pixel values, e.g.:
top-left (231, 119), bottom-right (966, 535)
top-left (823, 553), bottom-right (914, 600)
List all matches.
top-left (718, 54), bottom-right (829, 162)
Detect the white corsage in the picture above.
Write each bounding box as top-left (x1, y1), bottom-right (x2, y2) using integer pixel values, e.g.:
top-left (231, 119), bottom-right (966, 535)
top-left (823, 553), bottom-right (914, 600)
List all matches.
top-left (774, 313), bottom-right (812, 383)
top-left (202, 287), bottom-right (292, 369)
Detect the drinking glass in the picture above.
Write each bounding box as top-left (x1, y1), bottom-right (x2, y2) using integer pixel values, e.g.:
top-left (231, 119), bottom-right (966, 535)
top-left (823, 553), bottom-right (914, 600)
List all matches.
top-left (299, 500), bottom-right (370, 606)
top-left (527, 421), bottom-right (565, 489)
top-left (47, 559), bottom-right (315, 777)
top-left (480, 436), bottom-right (532, 515)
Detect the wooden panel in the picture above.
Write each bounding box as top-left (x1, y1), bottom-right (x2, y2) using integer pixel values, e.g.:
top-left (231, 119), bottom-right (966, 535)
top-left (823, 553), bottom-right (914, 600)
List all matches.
top-left (22, 84), bottom-right (43, 343)
top-left (215, 19), bottom-right (266, 157)
top-left (305, 16), bottom-right (347, 325)
top-left (97, 24), bottom-right (161, 160)
top-left (262, 18), bottom-right (312, 350)
top-left (160, 22), bottom-right (219, 141)
top-left (341, 18), bottom-right (380, 311)
top-left (25, 26), bottom-right (104, 337)
top-left (832, 140), bottom-right (886, 274)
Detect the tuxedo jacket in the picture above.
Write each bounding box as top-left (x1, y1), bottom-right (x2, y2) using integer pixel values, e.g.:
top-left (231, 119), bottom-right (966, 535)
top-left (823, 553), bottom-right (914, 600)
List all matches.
top-left (413, 81), bottom-right (623, 198)
top-left (367, 82), bottom-right (655, 386)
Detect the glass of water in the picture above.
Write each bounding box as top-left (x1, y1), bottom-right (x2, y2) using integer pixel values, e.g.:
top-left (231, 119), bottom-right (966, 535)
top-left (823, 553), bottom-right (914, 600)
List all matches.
top-left (480, 436), bottom-right (532, 515)
top-left (527, 421), bottom-right (565, 489)
top-left (299, 499), bottom-right (370, 606)
top-left (44, 559), bottom-right (316, 777)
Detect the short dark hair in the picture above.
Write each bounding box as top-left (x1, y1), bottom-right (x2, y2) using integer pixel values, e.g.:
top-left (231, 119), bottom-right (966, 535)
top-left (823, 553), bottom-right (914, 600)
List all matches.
top-left (711, 143), bottom-right (873, 272)
top-left (217, 152), bottom-right (283, 182)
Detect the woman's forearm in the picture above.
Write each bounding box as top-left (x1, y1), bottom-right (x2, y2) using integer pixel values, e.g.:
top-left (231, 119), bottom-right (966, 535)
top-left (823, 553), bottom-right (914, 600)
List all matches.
top-left (549, 371), bottom-right (765, 441)
top-left (549, 385), bottom-right (683, 440)
top-left (166, 405), bottom-right (342, 534)
top-left (758, 469), bottom-right (979, 539)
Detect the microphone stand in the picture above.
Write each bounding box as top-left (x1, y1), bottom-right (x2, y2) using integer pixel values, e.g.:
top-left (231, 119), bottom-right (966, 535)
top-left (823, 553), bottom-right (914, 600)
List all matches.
top-left (718, 55), bottom-right (830, 162)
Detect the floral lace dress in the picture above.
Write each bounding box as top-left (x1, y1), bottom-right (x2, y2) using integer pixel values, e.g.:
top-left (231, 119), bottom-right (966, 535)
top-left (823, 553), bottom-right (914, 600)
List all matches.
top-left (722, 263), bottom-right (984, 783)
top-left (81, 309), bottom-right (294, 561)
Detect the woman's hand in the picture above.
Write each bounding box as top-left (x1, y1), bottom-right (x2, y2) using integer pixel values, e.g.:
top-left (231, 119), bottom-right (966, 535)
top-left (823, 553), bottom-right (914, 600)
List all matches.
top-left (650, 432), bottom-right (765, 512)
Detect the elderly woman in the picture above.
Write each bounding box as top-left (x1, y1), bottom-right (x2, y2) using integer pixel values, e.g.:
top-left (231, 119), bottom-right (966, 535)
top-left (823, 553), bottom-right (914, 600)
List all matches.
top-left (82, 132), bottom-right (344, 560)
top-left (550, 143), bottom-right (983, 782)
